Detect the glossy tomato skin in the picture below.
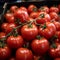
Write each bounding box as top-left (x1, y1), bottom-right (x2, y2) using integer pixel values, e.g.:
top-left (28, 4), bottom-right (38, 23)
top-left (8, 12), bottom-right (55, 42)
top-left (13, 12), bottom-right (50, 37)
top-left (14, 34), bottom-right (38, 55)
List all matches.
top-left (28, 5), bottom-right (37, 13)
top-left (39, 22), bottom-right (56, 39)
top-left (50, 6), bottom-right (59, 13)
top-left (0, 46), bottom-right (11, 60)
top-left (54, 58), bottom-right (60, 60)
top-left (1, 23), bottom-right (16, 34)
top-left (20, 6), bottom-right (27, 12)
top-left (16, 48), bottom-right (33, 60)
top-left (31, 38), bottom-right (49, 55)
top-left (38, 6), bottom-right (49, 13)
top-left (30, 12), bottom-right (39, 19)
top-left (49, 44), bottom-right (60, 58)
top-left (36, 12), bottom-right (51, 24)
top-left (53, 21), bottom-right (60, 31)
top-left (5, 13), bottom-right (15, 23)
top-left (14, 9), bottom-right (29, 23)
top-left (10, 6), bottom-right (18, 13)
top-left (21, 24), bottom-right (38, 41)
top-left (0, 32), bottom-right (6, 39)
top-left (7, 35), bottom-right (24, 49)
top-left (49, 12), bottom-right (59, 21)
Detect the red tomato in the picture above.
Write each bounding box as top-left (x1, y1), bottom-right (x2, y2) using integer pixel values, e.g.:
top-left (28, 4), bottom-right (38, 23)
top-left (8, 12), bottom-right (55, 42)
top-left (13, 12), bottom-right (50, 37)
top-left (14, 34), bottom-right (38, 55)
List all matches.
top-left (1, 23), bottom-right (16, 33)
top-left (58, 4), bottom-right (60, 11)
top-left (49, 43), bottom-right (60, 58)
top-left (53, 21), bottom-right (60, 31)
top-left (55, 39), bottom-right (60, 44)
top-left (10, 6), bottom-right (18, 13)
top-left (9, 57), bottom-right (15, 60)
top-left (31, 38), bottom-right (49, 55)
top-left (0, 46), bottom-right (11, 60)
top-left (7, 35), bottom-right (24, 49)
top-left (20, 6), bottom-right (27, 11)
top-left (28, 4), bottom-right (37, 13)
top-left (39, 22), bottom-right (56, 39)
top-left (38, 6), bottom-right (49, 13)
top-left (5, 13), bottom-right (15, 23)
top-left (16, 48), bottom-right (33, 60)
top-left (50, 6), bottom-right (59, 13)
top-left (21, 24), bottom-right (38, 41)
top-left (0, 32), bottom-right (6, 39)
top-left (54, 58), bottom-right (60, 60)
top-left (36, 12), bottom-right (51, 24)
top-left (30, 12), bottom-right (39, 19)
top-left (49, 12), bottom-right (59, 21)
top-left (14, 9), bottom-right (29, 23)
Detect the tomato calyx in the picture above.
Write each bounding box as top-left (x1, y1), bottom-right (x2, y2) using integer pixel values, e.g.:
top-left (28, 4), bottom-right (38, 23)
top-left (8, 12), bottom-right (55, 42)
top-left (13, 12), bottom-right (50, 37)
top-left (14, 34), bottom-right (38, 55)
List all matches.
top-left (42, 23), bottom-right (46, 29)
top-left (36, 35), bottom-right (41, 40)
top-left (33, 7), bottom-right (37, 12)
top-left (39, 14), bottom-right (45, 18)
top-left (40, 7), bottom-right (44, 10)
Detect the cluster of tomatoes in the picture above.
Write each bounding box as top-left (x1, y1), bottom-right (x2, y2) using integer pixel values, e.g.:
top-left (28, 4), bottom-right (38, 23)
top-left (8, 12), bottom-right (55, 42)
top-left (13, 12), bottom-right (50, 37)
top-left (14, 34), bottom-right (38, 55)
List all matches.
top-left (0, 4), bottom-right (60, 60)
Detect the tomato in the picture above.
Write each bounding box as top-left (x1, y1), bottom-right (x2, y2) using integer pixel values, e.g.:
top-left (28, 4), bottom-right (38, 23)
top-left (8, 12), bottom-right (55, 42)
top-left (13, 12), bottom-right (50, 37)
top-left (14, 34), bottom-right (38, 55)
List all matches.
top-left (49, 43), bottom-right (60, 58)
top-left (58, 4), bottom-right (60, 11)
top-left (52, 21), bottom-right (60, 31)
top-left (14, 9), bottom-right (29, 23)
top-left (1, 23), bottom-right (16, 34)
top-left (54, 58), bottom-right (60, 60)
top-left (7, 35), bottom-right (24, 49)
top-left (36, 12), bottom-right (51, 24)
top-left (50, 6), bottom-right (59, 13)
top-left (16, 48), bottom-right (33, 60)
top-left (20, 6), bottom-right (27, 11)
top-left (39, 22), bottom-right (56, 39)
top-left (38, 6), bottom-right (49, 13)
top-left (10, 6), bottom-right (18, 13)
top-left (0, 32), bottom-right (6, 39)
top-left (5, 13), bottom-right (15, 23)
top-left (21, 24), bottom-right (38, 41)
top-left (30, 12), bottom-right (39, 19)
top-left (0, 46), bottom-right (11, 60)
top-left (55, 39), bottom-right (60, 44)
top-left (49, 12), bottom-right (59, 21)
top-left (31, 38), bottom-right (49, 55)
top-left (9, 57), bottom-right (15, 60)
top-left (28, 5), bottom-right (37, 13)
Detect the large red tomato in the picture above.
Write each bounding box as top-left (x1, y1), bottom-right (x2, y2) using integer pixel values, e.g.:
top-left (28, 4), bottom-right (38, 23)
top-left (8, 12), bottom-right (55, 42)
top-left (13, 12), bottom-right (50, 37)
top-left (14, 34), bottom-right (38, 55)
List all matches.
top-left (36, 12), bottom-right (51, 24)
top-left (38, 6), bottom-right (49, 13)
top-left (31, 38), bottom-right (49, 55)
top-left (21, 24), bottom-right (38, 41)
top-left (5, 13), bottom-right (15, 23)
top-left (14, 9), bottom-right (29, 23)
top-left (49, 43), bottom-right (60, 58)
top-left (7, 35), bottom-right (24, 49)
top-left (16, 48), bottom-right (33, 60)
top-left (0, 46), bottom-right (11, 60)
top-left (39, 22), bottom-right (56, 39)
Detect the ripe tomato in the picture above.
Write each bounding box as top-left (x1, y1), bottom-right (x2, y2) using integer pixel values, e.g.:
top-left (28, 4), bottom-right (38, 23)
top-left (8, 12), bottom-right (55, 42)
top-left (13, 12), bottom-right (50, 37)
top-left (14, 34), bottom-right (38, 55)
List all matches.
top-left (20, 6), bottom-right (27, 12)
top-left (49, 12), bottom-right (59, 21)
top-left (10, 6), bottom-right (18, 13)
top-left (28, 4), bottom-right (37, 13)
top-left (0, 32), bottom-right (6, 39)
top-left (49, 43), bottom-right (60, 58)
top-left (14, 9), bottom-right (29, 23)
top-left (50, 6), bottom-right (59, 13)
top-left (58, 4), bottom-right (60, 11)
top-left (39, 22), bottom-right (56, 39)
top-left (0, 46), bottom-right (11, 60)
top-left (30, 12), bottom-right (39, 19)
top-left (9, 57), bottom-right (15, 60)
top-left (52, 21), bottom-right (60, 31)
top-left (31, 38), bottom-right (49, 55)
top-left (36, 12), bottom-right (51, 24)
top-left (7, 35), bottom-right (24, 49)
top-left (1, 23), bottom-right (16, 34)
top-left (16, 48), bottom-right (33, 60)
top-left (21, 24), bottom-right (38, 41)
top-left (54, 58), bottom-right (60, 60)
top-left (5, 13), bottom-right (15, 23)
top-left (38, 6), bottom-right (49, 13)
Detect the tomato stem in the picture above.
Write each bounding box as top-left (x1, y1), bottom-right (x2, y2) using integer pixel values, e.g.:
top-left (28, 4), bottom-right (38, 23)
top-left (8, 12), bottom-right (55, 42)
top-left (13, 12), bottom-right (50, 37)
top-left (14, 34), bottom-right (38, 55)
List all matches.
top-left (39, 14), bottom-right (45, 18)
top-left (36, 35), bottom-right (41, 40)
top-left (33, 7), bottom-right (37, 12)
top-left (42, 23), bottom-right (46, 29)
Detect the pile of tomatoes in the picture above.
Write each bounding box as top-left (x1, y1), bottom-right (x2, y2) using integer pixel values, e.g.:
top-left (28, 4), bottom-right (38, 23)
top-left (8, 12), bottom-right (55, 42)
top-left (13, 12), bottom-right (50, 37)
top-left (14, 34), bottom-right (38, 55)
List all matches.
top-left (0, 4), bottom-right (60, 60)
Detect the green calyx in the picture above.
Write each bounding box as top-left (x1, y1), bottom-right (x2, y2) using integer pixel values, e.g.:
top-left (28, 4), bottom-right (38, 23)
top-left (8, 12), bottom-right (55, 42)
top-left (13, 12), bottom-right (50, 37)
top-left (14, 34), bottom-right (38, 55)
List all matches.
top-left (33, 7), bottom-right (37, 12)
top-left (42, 23), bottom-right (46, 29)
top-left (39, 14), bottom-right (45, 18)
top-left (36, 35), bottom-right (41, 40)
